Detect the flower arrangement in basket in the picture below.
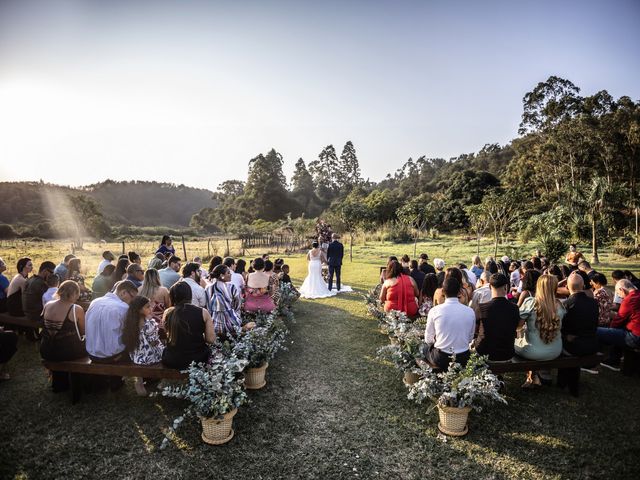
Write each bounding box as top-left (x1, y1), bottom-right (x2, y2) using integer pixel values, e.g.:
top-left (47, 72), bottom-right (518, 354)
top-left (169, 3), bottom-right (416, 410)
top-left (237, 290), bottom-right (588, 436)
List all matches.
top-left (159, 352), bottom-right (248, 448)
top-left (407, 352), bottom-right (506, 436)
top-left (363, 286), bottom-right (385, 322)
top-left (377, 334), bottom-right (426, 385)
top-left (379, 310), bottom-right (413, 343)
top-left (277, 282), bottom-right (299, 322)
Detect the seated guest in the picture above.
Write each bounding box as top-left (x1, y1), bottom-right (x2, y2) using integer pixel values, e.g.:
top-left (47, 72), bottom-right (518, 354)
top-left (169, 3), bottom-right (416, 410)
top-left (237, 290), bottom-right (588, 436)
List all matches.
top-left (122, 295), bottom-right (164, 395)
top-left (434, 267), bottom-right (470, 306)
top-left (572, 270), bottom-right (594, 298)
top-left (264, 260), bottom-right (281, 306)
top-left (578, 260), bottom-right (597, 281)
top-left (206, 265), bottom-right (253, 340)
top-left (562, 273), bottom-right (599, 356)
top-left (565, 244), bottom-right (584, 266)
top-left (278, 264), bottom-right (300, 302)
top-left (611, 270), bottom-right (626, 312)
top-left (42, 273), bottom-right (60, 306)
top-left (516, 275), bottom-right (565, 387)
top-left (509, 261), bottom-right (521, 291)
top-left (597, 279), bottom-right (640, 371)
top-left (424, 278), bottom-right (475, 370)
top-left (244, 258), bottom-right (276, 313)
top-left (485, 259), bottom-right (499, 275)
top-left (400, 255), bottom-right (411, 274)
top-left (7, 257), bottom-right (33, 316)
top-left (517, 269), bottom-right (541, 307)
top-left (0, 326), bottom-right (18, 380)
top-left (156, 235), bottom-right (176, 256)
top-left (125, 263), bottom-right (144, 289)
top-left (624, 270), bottom-right (640, 290)
top-left (379, 256), bottom-right (399, 283)
top-left (112, 257), bottom-right (130, 285)
top-left (235, 259), bottom-right (248, 284)
top-left (470, 271), bottom-right (492, 320)
top-left (162, 282), bottom-right (215, 369)
top-left (158, 256), bottom-right (182, 289)
top-left (380, 260), bottom-right (419, 317)
top-left (23, 261), bottom-right (56, 322)
top-left (53, 254), bottom-right (75, 281)
top-left (194, 256), bottom-right (210, 283)
top-left (418, 253), bottom-right (435, 275)
top-left (0, 257), bottom-right (9, 313)
top-left (547, 265), bottom-right (564, 283)
top-left (273, 258), bottom-right (284, 275)
top-left (85, 280), bottom-right (138, 392)
top-left (224, 257), bottom-right (245, 293)
top-left (207, 256), bottom-right (223, 277)
top-left (590, 273), bottom-right (612, 326)
top-left (67, 258), bottom-right (92, 302)
top-left (459, 263), bottom-right (477, 288)
top-left (139, 268), bottom-right (171, 325)
top-left (433, 258), bottom-right (446, 288)
top-left (470, 255), bottom-right (484, 280)
top-left (181, 262), bottom-right (206, 308)
top-left (475, 273), bottom-right (520, 361)
top-left (147, 253), bottom-right (165, 270)
top-left (418, 273), bottom-right (438, 317)
top-left (92, 265), bottom-right (116, 299)
top-left (97, 250), bottom-right (116, 276)
top-left (128, 251), bottom-right (142, 265)
top-left (40, 281), bottom-right (87, 391)
top-left (409, 260), bottom-right (425, 291)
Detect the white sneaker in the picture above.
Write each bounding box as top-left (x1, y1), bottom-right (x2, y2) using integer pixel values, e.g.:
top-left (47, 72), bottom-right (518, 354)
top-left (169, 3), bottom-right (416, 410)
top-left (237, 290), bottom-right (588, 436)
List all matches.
top-left (581, 367), bottom-right (599, 375)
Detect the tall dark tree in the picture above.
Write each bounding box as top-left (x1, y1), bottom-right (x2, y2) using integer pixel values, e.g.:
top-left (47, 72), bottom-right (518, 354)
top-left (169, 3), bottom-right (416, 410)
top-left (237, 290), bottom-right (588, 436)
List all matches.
top-left (244, 149), bottom-right (290, 221)
top-left (291, 158), bottom-right (317, 215)
top-left (309, 145), bottom-right (340, 203)
top-left (338, 141), bottom-right (362, 191)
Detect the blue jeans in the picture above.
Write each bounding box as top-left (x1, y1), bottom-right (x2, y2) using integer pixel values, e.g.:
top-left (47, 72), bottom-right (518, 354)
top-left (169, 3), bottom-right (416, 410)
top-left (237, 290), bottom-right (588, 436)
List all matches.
top-left (597, 327), bottom-right (640, 364)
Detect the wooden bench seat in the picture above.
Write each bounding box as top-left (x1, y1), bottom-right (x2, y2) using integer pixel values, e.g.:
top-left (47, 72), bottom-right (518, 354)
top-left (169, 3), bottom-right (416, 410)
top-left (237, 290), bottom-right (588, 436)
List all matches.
top-left (488, 352), bottom-right (604, 373)
top-left (0, 312), bottom-right (42, 329)
top-left (42, 357), bottom-right (187, 380)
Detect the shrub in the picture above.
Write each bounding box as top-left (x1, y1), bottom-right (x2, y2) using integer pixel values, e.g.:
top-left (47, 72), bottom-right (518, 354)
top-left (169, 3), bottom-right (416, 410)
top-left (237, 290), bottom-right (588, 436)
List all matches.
top-left (538, 235), bottom-right (568, 264)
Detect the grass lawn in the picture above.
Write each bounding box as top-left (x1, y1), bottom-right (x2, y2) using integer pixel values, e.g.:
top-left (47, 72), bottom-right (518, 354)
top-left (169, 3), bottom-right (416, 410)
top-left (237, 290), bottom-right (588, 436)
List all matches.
top-left (1, 237), bottom-right (639, 479)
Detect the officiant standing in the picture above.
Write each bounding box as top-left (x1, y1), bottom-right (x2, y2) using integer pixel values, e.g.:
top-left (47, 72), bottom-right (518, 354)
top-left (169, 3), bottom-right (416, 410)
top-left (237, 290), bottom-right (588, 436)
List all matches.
top-left (327, 234), bottom-right (344, 292)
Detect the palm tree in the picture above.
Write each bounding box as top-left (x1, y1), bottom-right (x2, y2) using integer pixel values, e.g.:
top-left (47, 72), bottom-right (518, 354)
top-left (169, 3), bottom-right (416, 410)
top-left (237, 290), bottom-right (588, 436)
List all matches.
top-left (585, 176), bottom-right (614, 264)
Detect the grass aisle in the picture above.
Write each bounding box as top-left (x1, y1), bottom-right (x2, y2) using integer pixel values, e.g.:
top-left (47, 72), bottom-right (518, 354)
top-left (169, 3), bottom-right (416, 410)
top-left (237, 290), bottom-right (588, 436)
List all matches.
top-left (1, 245), bottom-right (640, 479)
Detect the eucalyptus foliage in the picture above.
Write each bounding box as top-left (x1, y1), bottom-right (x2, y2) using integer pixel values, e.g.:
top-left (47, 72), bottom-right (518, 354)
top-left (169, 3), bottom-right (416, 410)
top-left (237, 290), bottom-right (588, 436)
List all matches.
top-left (232, 314), bottom-right (288, 368)
top-left (408, 353), bottom-right (506, 411)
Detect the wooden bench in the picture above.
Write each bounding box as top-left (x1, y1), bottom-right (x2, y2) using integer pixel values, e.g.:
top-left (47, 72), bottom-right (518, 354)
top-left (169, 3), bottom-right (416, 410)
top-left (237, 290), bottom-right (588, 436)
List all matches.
top-left (488, 352), bottom-right (604, 397)
top-left (42, 357), bottom-right (187, 403)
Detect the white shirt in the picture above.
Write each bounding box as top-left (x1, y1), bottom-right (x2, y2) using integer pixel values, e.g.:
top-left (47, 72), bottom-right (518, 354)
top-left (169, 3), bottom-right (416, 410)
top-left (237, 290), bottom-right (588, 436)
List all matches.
top-left (470, 285), bottom-right (492, 319)
top-left (463, 268), bottom-right (477, 287)
top-left (510, 270), bottom-right (521, 288)
top-left (85, 292), bottom-right (129, 358)
top-left (183, 277), bottom-right (207, 308)
top-left (97, 259), bottom-right (112, 276)
top-left (230, 272), bottom-right (245, 293)
top-left (158, 267), bottom-right (181, 289)
top-left (42, 287), bottom-right (58, 306)
top-left (425, 297), bottom-right (475, 354)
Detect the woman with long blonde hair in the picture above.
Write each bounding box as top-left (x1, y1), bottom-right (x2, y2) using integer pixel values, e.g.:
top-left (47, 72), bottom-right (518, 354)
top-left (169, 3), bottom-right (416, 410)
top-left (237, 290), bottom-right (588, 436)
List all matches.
top-left (139, 269), bottom-right (171, 324)
top-left (515, 274), bottom-right (565, 387)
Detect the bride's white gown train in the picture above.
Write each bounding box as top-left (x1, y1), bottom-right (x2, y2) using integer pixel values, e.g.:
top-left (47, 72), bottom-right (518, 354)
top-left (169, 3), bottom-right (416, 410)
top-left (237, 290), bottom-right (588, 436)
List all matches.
top-left (299, 253), bottom-right (336, 299)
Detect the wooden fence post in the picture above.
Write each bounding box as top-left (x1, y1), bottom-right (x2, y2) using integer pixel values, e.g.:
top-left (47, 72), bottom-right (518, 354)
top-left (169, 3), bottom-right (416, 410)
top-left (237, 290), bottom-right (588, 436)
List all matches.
top-left (181, 235), bottom-right (187, 261)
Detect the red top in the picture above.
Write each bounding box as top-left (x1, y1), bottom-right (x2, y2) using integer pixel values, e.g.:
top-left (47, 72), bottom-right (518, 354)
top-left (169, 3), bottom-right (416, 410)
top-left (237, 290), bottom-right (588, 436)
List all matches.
top-left (384, 275), bottom-right (418, 317)
top-left (612, 289), bottom-right (640, 336)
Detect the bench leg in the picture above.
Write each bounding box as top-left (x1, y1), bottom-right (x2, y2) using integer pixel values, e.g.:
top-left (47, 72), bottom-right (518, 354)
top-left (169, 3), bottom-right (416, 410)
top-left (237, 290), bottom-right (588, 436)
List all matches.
top-left (558, 367), bottom-right (580, 397)
top-left (70, 373), bottom-right (83, 404)
top-left (622, 347), bottom-right (640, 376)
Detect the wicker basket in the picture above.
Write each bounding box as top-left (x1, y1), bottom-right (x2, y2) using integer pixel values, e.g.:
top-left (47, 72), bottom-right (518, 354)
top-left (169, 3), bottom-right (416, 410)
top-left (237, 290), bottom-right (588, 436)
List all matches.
top-left (437, 405), bottom-right (471, 436)
top-left (244, 363), bottom-right (269, 390)
top-left (200, 408), bottom-right (237, 445)
top-left (403, 371), bottom-right (420, 386)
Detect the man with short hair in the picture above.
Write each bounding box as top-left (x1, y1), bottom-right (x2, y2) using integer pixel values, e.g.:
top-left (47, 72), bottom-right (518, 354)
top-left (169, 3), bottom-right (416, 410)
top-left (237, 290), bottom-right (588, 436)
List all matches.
top-left (23, 261), bottom-right (56, 322)
top-left (326, 233), bottom-right (344, 292)
top-left (158, 256), bottom-right (182, 289)
top-left (148, 252), bottom-right (165, 270)
top-left (418, 253), bottom-right (435, 275)
top-left (97, 251), bottom-right (115, 275)
top-left (409, 260), bottom-right (425, 291)
top-left (53, 254), bottom-right (75, 281)
top-left (193, 256), bottom-right (209, 283)
top-left (125, 263), bottom-right (144, 289)
top-left (578, 260), bottom-right (597, 281)
top-left (223, 257), bottom-right (245, 293)
top-left (470, 271), bottom-right (492, 321)
top-left (562, 273), bottom-right (599, 356)
top-left (597, 279), bottom-right (640, 371)
top-left (424, 278), bottom-right (475, 370)
top-left (182, 262), bottom-right (207, 308)
top-left (475, 273), bottom-right (520, 361)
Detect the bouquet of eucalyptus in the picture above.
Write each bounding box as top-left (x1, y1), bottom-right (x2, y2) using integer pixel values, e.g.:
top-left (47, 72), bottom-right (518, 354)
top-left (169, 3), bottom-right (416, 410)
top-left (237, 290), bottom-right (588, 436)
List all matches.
top-left (363, 286), bottom-right (385, 322)
top-left (159, 352), bottom-right (248, 449)
top-left (232, 314), bottom-right (288, 368)
top-left (277, 282), bottom-right (299, 321)
top-left (380, 310), bottom-right (412, 340)
top-left (408, 353), bottom-right (506, 411)
top-left (377, 335), bottom-right (426, 373)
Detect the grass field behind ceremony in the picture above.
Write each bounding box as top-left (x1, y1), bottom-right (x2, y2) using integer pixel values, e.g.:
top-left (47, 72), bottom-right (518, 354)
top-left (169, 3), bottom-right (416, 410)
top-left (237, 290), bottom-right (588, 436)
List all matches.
top-left (1, 236), bottom-right (639, 479)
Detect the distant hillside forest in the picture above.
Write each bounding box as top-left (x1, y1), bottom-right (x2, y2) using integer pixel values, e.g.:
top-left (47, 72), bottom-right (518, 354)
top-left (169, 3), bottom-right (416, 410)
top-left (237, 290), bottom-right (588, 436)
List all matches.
top-left (191, 76), bottom-right (640, 261)
top-left (0, 180), bottom-right (216, 239)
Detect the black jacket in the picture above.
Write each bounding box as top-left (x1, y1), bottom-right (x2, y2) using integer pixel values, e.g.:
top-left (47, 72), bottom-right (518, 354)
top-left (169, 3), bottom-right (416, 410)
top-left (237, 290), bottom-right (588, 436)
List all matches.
top-left (327, 241), bottom-right (344, 267)
top-left (476, 297), bottom-right (520, 361)
top-left (562, 292), bottom-right (598, 356)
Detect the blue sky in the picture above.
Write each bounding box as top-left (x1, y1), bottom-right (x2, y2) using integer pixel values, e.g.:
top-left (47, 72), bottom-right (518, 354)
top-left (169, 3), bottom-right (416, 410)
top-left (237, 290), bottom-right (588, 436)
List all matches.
top-left (0, 0), bottom-right (638, 190)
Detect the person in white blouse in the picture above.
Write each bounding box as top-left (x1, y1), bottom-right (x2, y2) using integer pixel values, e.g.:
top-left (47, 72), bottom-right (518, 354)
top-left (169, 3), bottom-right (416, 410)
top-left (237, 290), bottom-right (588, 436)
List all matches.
top-left (181, 262), bottom-right (207, 308)
top-left (424, 277), bottom-right (476, 371)
top-left (97, 251), bottom-right (116, 276)
top-left (223, 257), bottom-right (245, 297)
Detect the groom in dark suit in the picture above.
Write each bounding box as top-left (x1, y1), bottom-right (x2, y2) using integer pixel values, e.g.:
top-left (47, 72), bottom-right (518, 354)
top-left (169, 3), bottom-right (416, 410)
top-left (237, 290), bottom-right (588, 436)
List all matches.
top-left (326, 233), bottom-right (344, 292)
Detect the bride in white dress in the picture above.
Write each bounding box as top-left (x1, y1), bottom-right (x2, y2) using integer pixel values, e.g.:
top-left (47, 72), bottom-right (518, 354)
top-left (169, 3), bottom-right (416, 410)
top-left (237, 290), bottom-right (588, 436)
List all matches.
top-left (299, 242), bottom-right (337, 299)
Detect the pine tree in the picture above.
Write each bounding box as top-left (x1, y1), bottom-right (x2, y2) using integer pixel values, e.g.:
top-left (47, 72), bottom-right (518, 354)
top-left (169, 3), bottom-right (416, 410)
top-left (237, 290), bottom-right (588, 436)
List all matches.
top-left (309, 145), bottom-right (340, 203)
top-left (338, 140), bottom-right (362, 191)
top-left (291, 158), bottom-right (317, 214)
top-left (244, 149), bottom-right (290, 220)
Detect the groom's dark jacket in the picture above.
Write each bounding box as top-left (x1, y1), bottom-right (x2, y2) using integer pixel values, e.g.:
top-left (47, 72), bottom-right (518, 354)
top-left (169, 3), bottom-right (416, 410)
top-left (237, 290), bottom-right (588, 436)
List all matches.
top-left (327, 241), bottom-right (344, 267)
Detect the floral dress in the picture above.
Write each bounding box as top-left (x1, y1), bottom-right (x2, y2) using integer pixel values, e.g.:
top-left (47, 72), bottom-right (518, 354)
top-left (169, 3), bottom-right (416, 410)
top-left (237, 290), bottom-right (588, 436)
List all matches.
top-left (594, 287), bottom-right (612, 327)
top-left (419, 297), bottom-right (434, 317)
top-left (131, 318), bottom-right (164, 365)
